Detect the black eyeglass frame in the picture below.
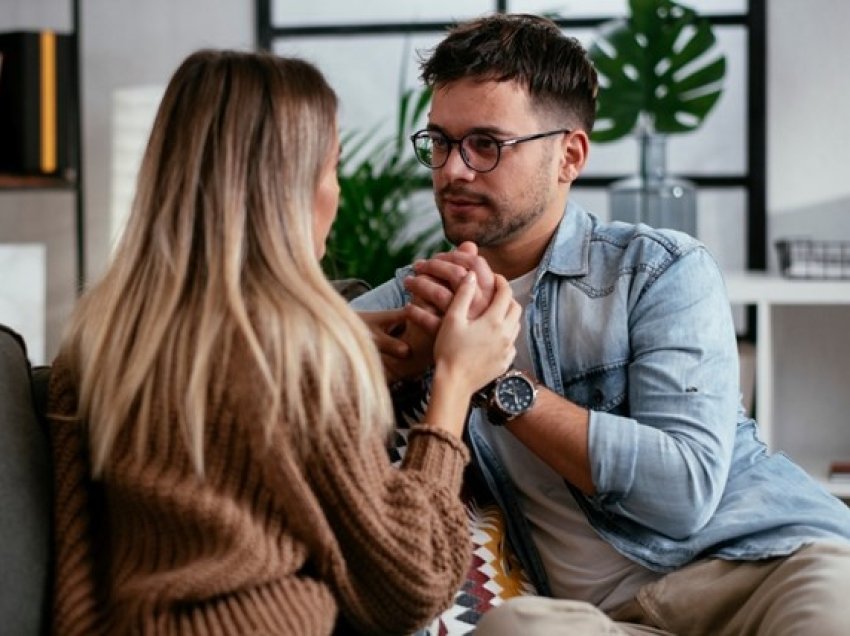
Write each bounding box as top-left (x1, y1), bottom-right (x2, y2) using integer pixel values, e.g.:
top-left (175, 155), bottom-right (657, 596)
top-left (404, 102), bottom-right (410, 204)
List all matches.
top-left (409, 128), bottom-right (571, 173)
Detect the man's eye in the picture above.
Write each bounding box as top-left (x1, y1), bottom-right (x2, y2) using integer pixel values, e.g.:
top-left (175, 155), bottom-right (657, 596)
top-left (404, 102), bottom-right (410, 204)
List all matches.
top-left (430, 135), bottom-right (450, 150)
top-left (468, 135), bottom-right (497, 152)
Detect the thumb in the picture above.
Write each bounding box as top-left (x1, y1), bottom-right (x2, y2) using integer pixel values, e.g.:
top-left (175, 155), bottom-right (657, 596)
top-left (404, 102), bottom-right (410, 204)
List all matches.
top-left (457, 241), bottom-right (478, 255)
top-left (378, 308), bottom-right (406, 328)
top-left (445, 271), bottom-right (477, 319)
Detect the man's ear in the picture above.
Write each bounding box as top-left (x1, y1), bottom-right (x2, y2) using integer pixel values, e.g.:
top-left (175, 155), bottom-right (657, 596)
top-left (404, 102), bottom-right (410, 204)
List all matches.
top-left (558, 129), bottom-right (589, 183)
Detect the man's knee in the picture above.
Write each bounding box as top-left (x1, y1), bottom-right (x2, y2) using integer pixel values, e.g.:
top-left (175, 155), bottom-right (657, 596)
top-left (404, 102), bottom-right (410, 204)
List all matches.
top-left (475, 596), bottom-right (620, 635)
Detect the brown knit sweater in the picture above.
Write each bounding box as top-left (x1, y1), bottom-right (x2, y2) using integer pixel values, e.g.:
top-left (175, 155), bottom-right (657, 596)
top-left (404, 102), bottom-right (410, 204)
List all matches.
top-left (48, 348), bottom-right (471, 635)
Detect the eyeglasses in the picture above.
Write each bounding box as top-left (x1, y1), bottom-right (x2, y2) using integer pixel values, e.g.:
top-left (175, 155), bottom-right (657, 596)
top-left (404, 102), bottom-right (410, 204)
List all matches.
top-left (410, 128), bottom-right (570, 173)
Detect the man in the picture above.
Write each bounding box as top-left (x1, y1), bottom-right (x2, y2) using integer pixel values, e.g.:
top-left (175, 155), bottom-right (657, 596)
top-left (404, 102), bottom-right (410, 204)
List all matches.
top-left (353, 13), bottom-right (850, 634)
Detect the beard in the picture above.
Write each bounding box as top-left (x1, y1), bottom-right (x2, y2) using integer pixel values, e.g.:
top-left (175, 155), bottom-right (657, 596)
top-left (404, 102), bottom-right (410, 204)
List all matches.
top-left (435, 166), bottom-right (552, 248)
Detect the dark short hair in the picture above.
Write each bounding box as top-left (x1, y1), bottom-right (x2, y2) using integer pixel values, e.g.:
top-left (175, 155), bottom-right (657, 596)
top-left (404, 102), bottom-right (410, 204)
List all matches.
top-left (419, 13), bottom-right (598, 132)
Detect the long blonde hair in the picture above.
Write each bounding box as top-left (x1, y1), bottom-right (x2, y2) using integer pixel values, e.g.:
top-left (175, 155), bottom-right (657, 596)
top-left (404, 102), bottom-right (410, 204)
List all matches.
top-left (60, 50), bottom-right (391, 476)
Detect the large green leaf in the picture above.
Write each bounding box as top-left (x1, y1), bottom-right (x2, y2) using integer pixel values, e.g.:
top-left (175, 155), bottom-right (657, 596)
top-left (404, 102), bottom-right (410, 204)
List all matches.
top-left (588, 0), bottom-right (726, 142)
top-left (322, 86), bottom-right (446, 287)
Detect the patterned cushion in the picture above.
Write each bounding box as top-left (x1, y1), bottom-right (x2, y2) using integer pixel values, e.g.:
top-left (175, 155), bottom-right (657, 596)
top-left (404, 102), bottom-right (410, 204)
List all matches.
top-left (391, 393), bottom-right (535, 635)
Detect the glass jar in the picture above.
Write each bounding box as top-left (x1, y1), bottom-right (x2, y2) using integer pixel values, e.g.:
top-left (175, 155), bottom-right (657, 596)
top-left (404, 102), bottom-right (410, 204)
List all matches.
top-left (609, 131), bottom-right (697, 237)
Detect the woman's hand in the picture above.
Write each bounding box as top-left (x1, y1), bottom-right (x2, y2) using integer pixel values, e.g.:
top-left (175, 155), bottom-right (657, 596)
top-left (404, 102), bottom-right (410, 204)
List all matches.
top-left (425, 272), bottom-right (521, 437)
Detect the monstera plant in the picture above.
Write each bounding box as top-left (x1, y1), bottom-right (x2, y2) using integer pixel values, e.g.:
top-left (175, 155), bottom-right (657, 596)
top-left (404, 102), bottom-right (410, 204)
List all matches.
top-left (586, 0), bottom-right (727, 236)
top-left (322, 87), bottom-right (445, 288)
top-left (588, 0), bottom-right (726, 142)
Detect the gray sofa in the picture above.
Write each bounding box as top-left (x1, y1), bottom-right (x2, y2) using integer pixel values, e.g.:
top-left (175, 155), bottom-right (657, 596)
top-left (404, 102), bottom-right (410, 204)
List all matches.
top-left (0, 324), bottom-right (51, 636)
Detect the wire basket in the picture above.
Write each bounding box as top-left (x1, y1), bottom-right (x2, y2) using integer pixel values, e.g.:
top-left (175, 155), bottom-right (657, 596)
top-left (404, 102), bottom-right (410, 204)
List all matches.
top-left (775, 238), bottom-right (850, 279)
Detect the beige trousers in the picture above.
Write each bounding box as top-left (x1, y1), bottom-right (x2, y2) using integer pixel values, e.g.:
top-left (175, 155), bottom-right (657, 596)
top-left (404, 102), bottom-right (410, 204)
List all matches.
top-left (474, 542), bottom-right (850, 636)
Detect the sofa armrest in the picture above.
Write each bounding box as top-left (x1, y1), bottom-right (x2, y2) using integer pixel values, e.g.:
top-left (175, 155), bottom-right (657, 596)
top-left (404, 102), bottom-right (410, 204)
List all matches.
top-left (331, 278), bottom-right (371, 301)
top-left (0, 325), bottom-right (51, 634)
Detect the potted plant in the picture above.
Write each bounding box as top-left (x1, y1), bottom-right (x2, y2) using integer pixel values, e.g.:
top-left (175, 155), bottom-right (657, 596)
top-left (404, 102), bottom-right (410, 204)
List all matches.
top-left (587, 0), bottom-right (726, 235)
top-left (322, 87), bottom-right (445, 288)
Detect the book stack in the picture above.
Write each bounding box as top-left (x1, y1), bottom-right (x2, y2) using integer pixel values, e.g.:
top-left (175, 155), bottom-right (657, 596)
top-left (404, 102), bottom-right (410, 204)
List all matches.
top-left (0, 30), bottom-right (78, 178)
top-left (827, 461), bottom-right (850, 484)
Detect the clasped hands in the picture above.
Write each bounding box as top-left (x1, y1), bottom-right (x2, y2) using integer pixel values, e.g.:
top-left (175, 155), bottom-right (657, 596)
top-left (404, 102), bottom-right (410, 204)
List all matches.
top-left (360, 242), bottom-right (519, 392)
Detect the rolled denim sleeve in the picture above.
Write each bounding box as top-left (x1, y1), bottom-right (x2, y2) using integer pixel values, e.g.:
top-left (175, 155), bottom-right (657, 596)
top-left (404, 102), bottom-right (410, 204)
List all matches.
top-left (349, 268), bottom-right (411, 311)
top-left (587, 247), bottom-right (740, 539)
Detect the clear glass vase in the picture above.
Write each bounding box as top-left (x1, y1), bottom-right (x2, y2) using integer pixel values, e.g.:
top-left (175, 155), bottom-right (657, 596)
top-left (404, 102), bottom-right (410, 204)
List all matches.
top-left (609, 131), bottom-right (697, 237)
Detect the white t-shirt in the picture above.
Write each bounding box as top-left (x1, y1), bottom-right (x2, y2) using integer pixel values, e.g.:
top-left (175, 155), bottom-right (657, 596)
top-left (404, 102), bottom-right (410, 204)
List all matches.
top-left (477, 270), bottom-right (661, 611)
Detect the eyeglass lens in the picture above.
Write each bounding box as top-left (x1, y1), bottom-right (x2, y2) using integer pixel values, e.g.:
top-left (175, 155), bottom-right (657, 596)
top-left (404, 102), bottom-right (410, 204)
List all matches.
top-left (413, 131), bottom-right (501, 172)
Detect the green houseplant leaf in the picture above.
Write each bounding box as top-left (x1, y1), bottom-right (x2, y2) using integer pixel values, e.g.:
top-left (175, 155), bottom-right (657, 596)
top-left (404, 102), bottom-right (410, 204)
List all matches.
top-left (322, 87), bottom-right (445, 287)
top-left (588, 0), bottom-right (726, 142)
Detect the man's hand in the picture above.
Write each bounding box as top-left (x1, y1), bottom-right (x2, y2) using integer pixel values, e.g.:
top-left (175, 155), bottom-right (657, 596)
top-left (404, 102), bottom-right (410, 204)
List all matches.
top-left (404, 242), bottom-right (497, 333)
top-left (388, 319), bottom-right (435, 383)
top-left (356, 309), bottom-right (435, 384)
top-left (357, 309), bottom-right (410, 359)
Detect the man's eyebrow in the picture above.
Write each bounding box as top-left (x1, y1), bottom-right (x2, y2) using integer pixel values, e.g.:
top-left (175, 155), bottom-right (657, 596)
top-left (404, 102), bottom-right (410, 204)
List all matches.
top-left (425, 123), bottom-right (513, 136)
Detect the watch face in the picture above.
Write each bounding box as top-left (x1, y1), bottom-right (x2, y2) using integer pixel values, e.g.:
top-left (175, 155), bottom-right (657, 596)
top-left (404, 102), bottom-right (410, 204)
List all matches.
top-left (495, 374), bottom-right (536, 416)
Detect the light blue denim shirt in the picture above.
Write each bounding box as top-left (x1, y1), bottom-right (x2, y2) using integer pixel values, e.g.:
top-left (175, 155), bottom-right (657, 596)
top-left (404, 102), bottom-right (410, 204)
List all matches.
top-left (352, 201), bottom-right (850, 595)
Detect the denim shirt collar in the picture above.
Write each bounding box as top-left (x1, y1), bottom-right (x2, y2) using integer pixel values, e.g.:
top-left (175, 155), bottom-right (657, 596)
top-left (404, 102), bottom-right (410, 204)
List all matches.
top-left (539, 200), bottom-right (592, 278)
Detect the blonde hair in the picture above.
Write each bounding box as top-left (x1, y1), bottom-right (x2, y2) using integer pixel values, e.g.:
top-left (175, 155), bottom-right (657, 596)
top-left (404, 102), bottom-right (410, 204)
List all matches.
top-left (60, 50), bottom-right (392, 476)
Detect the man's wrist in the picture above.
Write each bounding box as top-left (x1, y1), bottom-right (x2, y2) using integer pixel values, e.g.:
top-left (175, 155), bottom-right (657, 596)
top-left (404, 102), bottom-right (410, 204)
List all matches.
top-left (474, 369), bottom-right (539, 426)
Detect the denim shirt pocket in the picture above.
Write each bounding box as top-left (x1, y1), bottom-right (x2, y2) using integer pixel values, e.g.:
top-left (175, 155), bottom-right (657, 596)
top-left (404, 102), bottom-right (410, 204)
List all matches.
top-left (562, 362), bottom-right (629, 415)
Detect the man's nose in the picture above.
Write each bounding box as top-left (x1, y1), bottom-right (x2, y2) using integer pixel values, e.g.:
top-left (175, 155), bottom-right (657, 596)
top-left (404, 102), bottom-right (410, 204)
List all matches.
top-left (438, 143), bottom-right (476, 182)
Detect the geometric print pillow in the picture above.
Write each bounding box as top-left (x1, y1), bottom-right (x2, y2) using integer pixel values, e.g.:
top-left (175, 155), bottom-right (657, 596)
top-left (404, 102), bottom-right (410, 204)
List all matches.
top-left (390, 395), bottom-right (536, 635)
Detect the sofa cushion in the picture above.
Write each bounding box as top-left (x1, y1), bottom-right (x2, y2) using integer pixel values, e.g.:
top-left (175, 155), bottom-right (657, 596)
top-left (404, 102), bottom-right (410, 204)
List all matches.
top-left (0, 324), bottom-right (51, 635)
top-left (391, 391), bottom-right (535, 635)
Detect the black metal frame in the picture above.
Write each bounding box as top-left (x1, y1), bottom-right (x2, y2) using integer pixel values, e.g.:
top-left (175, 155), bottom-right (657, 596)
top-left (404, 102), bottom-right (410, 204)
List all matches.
top-left (72, 0), bottom-right (85, 290)
top-left (256, 0), bottom-right (767, 274)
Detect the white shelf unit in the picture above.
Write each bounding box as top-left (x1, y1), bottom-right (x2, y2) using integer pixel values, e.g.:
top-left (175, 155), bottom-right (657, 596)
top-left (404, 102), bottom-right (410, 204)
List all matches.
top-left (724, 272), bottom-right (850, 499)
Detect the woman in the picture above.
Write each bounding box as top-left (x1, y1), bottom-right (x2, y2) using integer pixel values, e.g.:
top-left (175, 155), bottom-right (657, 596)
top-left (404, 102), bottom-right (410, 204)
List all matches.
top-left (48, 50), bottom-right (520, 635)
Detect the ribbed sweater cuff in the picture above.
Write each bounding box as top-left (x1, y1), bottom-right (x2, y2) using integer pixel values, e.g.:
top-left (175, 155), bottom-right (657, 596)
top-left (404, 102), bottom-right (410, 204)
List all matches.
top-left (402, 425), bottom-right (470, 492)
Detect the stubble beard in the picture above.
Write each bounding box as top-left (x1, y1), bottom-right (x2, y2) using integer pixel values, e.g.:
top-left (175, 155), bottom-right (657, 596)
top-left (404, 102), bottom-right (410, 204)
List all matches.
top-left (436, 169), bottom-right (552, 248)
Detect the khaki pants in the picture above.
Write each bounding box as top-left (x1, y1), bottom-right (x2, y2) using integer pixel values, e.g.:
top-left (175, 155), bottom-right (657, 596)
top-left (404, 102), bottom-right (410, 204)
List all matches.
top-left (474, 542), bottom-right (850, 635)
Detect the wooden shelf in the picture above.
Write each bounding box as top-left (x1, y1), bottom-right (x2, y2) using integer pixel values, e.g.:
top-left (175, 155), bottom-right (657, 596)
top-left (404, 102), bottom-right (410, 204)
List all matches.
top-left (0, 173), bottom-right (77, 190)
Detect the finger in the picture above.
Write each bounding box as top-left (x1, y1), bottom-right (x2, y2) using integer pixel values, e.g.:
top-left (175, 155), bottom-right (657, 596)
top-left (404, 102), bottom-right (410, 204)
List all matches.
top-left (433, 252), bottom-right (495, 293)
top-left (444, 272), bottom-right (477, 320)
top-left (505, 298), bottom-right (522, 325)
top-left (410, 295), bottom-right (439, 314)
top-left (432, 250), bottom-right (480, 271)
top-left (506, 304), bottom-right (522, 341)
top-left (404, 274), bottom-right (454, 314)
top-left (405, 303), bottom-right (441, 335)
top-left (481, 275), bottom-right (515, 317)
top-left (372, 330), bottom-right (411, 359)
top-left (377, 307), bottom-right (408, 326)
top-left (413, 258), bottom-right (469, 290)
top-left (457, 241), bottom-right (478, 255)
top-left (357, 308), bottom-right (406, 331)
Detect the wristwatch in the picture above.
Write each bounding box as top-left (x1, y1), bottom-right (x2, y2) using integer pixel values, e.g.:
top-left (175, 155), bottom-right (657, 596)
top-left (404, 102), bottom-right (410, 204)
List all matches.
top-left (473, 369), bottom-right (538, 426)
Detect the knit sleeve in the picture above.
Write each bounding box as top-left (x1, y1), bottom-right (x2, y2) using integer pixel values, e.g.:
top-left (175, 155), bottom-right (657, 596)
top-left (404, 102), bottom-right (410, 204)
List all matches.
top-left (306, 412), bottom-right (471, 635)
top-left (48, 358), bottom-right (107, 636)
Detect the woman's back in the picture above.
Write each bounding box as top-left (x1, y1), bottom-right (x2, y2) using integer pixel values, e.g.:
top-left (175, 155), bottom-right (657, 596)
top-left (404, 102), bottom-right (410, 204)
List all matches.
top-left (50, 334), bottom-right (471, 635)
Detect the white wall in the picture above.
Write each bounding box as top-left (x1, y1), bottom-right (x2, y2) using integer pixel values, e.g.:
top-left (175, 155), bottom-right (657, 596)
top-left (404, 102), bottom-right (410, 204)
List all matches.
top-left (768, 0), bottom-right (850, 216)
top-left (80, 0), bottom-right (254, 277)
top-left (766, 0), bottom-right (850, 277)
